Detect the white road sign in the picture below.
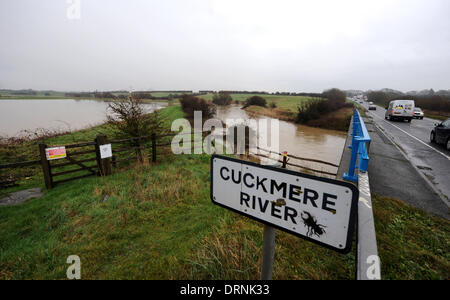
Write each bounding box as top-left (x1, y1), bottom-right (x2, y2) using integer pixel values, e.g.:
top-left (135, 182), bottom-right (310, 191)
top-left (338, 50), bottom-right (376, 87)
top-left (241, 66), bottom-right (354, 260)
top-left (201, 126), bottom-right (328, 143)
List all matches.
top-left (211, 155), bottom-right (358, 253)
top-left (99, 144), bottom-right (112, 159)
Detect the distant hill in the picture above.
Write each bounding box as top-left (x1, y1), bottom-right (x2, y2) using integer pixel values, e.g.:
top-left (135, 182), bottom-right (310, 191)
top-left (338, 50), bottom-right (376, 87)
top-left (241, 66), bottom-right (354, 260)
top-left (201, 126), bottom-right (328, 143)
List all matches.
top-left (344, 90), bottom-right (365, 97)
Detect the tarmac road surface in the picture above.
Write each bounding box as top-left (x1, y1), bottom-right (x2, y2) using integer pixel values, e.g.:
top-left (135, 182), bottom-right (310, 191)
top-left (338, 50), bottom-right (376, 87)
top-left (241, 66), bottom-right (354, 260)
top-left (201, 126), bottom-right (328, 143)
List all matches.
top-left (360, 101), bottom-right (450, 207)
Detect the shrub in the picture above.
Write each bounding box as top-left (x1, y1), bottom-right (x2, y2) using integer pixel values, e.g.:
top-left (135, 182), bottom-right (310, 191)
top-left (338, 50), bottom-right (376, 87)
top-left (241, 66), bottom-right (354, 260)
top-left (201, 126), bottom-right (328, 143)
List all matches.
top-left (322, 88), bottom-right (347, 103)
top-left (212, 92), bottom-right (233, 106)
top-left (243, 96), bottom-right (267, 108)
top-left (367, 91), bottom-right (391, 107)
top-left (269, 102), bottom-right (277, 109)
top-left (179, 94), bottom-right (216, 118)
top-left (131, 92), bottom-right (153, 100)
top-left (107, 96), bottom-right (166, 162)
top-left (107, 96), bottom-right (165, 138)
top-left (296, 95), bottom-right (352, 124)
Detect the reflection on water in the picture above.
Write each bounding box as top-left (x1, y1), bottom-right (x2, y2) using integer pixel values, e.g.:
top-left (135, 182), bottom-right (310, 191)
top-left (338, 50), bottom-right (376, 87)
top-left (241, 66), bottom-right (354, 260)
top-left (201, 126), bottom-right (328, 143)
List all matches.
top-left (0, 99), bottom-right (167, 137)
top-left (215, 106), bottom-right (346, 175)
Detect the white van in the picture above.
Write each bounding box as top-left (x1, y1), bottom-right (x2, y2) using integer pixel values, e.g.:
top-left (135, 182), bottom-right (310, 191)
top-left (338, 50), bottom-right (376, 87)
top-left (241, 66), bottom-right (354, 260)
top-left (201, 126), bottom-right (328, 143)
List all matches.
top-left (385, 100), bottom-right (415, 122)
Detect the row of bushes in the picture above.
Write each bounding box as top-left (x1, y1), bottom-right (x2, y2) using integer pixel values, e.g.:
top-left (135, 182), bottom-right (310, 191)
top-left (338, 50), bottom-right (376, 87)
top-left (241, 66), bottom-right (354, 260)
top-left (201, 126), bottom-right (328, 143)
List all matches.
top-left (296, 99), bottom-right (353, 123)
top-left (213, 90), bottom-right (326, 98)
top-left (242, 96), bottom-right (267, 108)
top-left (212, 92), bottom-right (233, 106)
top-left (296, 89), bottom-right (352, 123)
top-left (179, 95), bottom-right (216, 118)
top-left (368, 91), bottom-right (450, 113)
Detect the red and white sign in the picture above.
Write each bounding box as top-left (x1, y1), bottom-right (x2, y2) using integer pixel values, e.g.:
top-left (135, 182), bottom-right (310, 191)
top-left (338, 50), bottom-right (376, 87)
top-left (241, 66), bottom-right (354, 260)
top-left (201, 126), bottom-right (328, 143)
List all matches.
top-left (45, 147), bottom-right (67, 161)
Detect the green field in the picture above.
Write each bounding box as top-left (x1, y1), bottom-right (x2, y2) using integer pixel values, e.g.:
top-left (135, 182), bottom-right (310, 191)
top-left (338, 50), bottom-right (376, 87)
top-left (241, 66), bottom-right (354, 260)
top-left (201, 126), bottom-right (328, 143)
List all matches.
top-left (199, 93), bottom-right (315, 112)
top-left (1, 105), bottom-right (449, 280)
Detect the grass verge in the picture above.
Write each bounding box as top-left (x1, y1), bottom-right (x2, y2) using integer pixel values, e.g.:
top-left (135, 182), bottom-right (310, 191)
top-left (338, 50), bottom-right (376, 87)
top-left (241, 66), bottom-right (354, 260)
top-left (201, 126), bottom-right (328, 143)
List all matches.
top-left (372, 194), bottom-right (449, 280)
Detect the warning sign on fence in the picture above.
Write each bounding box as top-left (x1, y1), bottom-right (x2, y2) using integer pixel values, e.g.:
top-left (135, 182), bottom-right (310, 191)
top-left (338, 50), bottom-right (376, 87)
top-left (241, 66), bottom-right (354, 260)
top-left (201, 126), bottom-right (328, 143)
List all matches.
top-left (100, 144), bottom-right (112, 159)
top-left (45, 147), bottom-right (67, 161)
top-left (211, 155), bottom-right (359, 253)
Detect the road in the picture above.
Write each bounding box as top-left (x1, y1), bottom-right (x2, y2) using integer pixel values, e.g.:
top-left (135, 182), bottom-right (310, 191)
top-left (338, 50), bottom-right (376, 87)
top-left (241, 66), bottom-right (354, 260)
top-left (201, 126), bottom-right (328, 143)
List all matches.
top-left (359, 101), bottom-right (450, 206)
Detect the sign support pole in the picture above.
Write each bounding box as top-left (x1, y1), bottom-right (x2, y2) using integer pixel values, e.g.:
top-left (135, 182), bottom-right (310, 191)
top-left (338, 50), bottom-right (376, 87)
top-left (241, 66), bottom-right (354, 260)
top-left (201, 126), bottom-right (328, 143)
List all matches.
top-left (261, 225), bottom-right (276, 280)
top-left (260, 153), bottom-right (288, 280)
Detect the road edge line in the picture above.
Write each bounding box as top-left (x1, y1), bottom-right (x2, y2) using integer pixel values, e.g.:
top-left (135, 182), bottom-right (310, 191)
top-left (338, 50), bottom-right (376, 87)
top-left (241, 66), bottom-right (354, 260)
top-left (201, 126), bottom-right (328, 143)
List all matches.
top-left (370, 112), bottom-right (450, 160)
top-left (372, 121), bottom-right (450, 209)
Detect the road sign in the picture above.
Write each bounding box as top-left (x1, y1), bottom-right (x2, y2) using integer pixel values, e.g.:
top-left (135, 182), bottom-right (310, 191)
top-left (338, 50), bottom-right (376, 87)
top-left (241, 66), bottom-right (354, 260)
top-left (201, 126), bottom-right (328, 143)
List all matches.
top-left (99, 144), bottom-right (112, 159)
top-left (211, 155), bottom-right (359, 253)
top-left (45, 147), bottom-right (67, 161)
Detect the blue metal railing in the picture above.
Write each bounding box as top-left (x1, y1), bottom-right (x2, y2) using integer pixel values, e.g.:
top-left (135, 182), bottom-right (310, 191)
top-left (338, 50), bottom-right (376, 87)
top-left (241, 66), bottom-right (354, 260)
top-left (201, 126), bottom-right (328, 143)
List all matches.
top-left (344, 109), bottom-right (371, 182)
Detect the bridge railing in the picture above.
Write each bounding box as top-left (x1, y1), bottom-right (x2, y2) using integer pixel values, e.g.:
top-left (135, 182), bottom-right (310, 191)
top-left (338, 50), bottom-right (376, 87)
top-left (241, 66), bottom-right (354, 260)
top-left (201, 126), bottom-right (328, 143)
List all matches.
top-left (344, 109), bottom-right (371, 182)
top-left (341, 109), bottom-right (380, 280)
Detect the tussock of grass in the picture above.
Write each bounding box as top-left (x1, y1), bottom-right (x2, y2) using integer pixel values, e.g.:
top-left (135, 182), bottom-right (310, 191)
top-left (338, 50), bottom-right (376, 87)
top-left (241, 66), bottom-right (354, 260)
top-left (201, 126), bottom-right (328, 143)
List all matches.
top-left (187, 213), bottom-right (355, 280)
top-left (372, 194), bottom-right (450, 280)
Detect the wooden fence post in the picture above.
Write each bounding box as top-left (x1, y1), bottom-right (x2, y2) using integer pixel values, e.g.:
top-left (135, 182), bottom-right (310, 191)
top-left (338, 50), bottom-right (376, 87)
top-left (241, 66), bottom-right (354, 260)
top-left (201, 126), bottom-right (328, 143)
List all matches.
top-left (112, 155), bottom-right (117, 168)
top-left (152, 133), bottom-right (157, 163)
top-left (95, 134), bottom-right (112, 176)
top-left (39, 143), bottom-right (53, 190)
top-left (136, 137), bottom-right (143, 163)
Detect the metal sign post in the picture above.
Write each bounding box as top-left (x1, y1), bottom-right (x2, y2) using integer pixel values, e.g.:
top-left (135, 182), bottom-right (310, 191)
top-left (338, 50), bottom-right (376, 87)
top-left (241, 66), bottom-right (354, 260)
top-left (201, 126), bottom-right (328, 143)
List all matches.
top-left (261, 225), bottom-right (276, 280)
top-left (260, 152), bottom-right (288, 280)
top-left (210, 154), bottom-right (358, 278)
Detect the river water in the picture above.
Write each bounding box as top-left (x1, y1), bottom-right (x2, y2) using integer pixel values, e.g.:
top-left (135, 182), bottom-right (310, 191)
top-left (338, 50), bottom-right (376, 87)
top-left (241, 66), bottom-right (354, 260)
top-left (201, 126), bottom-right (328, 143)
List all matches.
top-left (0, 100), bottom-right (346, 176)
top-left (215, 106), bottom-right (347, 177)
top-left (0, 99), bottom-right (167, 137)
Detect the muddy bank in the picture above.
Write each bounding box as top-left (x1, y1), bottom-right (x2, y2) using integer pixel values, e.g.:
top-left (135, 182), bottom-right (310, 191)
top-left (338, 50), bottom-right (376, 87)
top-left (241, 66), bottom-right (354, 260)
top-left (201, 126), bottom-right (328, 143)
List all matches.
top-left (244, 105), bottom-right (353, 132)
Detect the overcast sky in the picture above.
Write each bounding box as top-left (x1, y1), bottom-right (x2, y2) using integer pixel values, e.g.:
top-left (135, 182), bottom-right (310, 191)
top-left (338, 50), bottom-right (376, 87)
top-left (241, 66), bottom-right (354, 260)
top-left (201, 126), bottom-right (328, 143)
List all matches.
top-left (1, 0), bottom-right (449, 93)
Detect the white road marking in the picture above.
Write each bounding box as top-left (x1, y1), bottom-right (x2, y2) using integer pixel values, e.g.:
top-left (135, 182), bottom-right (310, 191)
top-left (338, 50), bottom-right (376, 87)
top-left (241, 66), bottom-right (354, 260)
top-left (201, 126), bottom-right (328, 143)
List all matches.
top-left (370, 112), bottom-right (450, 160)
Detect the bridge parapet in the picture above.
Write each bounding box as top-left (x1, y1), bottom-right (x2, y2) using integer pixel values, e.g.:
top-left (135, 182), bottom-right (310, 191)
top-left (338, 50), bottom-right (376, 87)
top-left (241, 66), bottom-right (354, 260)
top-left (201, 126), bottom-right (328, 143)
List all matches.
top-left (338, 110), bottom-right (380, 280)
top-left (344, 109), bottom-right (371, 182)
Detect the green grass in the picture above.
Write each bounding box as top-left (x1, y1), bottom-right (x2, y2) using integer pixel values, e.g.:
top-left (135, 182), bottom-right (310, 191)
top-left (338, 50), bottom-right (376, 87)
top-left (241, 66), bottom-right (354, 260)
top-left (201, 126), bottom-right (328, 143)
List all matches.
top-left (425, 113), bottom-right (448, 121)
top-left (1, 106), bottom-right (448, 280)
top-left (198, 93), bottom-right (313, 112)
top-left (352, 102), bottom-right (368, 118)
top-left (0, 153), bottom-right (357, 280)
top-left (372, 194), bottom-right (450, 280)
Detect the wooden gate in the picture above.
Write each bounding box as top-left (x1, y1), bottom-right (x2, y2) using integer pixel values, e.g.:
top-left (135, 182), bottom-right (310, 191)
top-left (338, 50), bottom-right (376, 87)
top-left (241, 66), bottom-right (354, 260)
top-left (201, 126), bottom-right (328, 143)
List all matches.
top-left (39, 138), bottom-right (105, 189)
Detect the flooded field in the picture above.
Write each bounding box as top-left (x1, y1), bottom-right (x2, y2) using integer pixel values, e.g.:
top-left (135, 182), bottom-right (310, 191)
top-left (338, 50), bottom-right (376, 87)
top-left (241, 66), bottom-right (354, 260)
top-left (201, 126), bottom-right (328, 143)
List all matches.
top-left (0, 99), bottom-right (167, 137)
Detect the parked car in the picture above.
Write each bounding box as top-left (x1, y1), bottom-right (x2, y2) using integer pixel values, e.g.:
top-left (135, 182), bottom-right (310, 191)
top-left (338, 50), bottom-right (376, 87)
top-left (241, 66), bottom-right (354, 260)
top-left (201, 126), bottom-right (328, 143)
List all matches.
top-left (385, 100), bottom-right (415, 122)
top-left (430, 118), bottom-right (450, 151)
top-left (413, 108), bottom-right (424, 120)
top-left (369, 104), bottom-right (377, 111)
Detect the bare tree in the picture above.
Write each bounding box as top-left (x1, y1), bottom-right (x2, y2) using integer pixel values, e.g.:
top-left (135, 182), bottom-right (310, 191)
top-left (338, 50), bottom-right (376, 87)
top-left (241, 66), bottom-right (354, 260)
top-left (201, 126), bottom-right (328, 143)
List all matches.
top-left (107, 97), bottom-right (166, 162)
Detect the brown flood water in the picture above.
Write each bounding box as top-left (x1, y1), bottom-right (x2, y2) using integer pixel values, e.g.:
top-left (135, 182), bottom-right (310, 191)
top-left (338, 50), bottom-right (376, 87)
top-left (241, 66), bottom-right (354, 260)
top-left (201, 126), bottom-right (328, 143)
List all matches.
top-left (215, 106), bottom-right (347, 177)
top-left (0, 99), bottom-right (167, 137)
